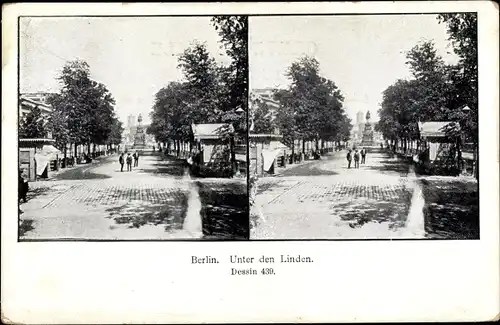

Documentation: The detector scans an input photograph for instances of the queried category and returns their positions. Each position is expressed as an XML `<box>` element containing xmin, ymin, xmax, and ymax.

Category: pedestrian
<box><xmin>18</xmin><ymin>170</ymin><xmax>28</xmax><ymax>203</ymax></box>
<box><xmin>126</xmin><ymin>153</ymin><xmax>133</xmax><ymax>171</ymax></box>
<box><xmin>346</xmin><ymin>149</ymin><xmax>352</xmax><ymax>169</ymax></box>
<box><xmin>354</xmin><ymin>149</ymin><xmax>360</xmax><ymax>168</ymax></box>
<box><xmin>119</xmin><ymin>153</ymin><xmax>125</xmax><ymax>172</ymax></box>
<box><xmin>133</xmin><ymin>151</ymin><xmax>139</xmax><ymax>167</ymax></box>
<box><xmin>361</xmin><ymin>148</ymin><xmax>367</xmax><ymax>164</ymax></box>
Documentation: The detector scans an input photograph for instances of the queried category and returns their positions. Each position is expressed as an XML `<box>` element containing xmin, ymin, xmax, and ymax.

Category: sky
<box><xmin>20</xmin><ymin>16</ymin><xmax>230</xmax><ymax>125</ymax></box>
<box><xmin>249</xmin><ymin>14</ymin><xmax>459</xmax><ymax>122</ymax></box>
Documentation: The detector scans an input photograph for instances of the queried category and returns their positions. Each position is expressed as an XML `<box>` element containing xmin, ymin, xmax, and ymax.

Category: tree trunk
<box><xmin>230</xmin><ymin>135</ymin><xmax>236</xmax><ymax>177</ymax></box>
<box><xmin>74</xmin><ymin>143</ymin><xmax>78</xmax><ymax>158</ymax></box>
<box><xmin>176</xmin><ymin>140</ymin><xmax>180</xmax><ymax>157</ymax></box>
<box><xmin>474</xmin><ymin>141</ymin><xmax>478</xmax><ymax>180</ymax></box>
<box><xmin>290</xmin><ymin>138</ymin><xmax>295</xmax><ymax>164</ymax></box>
<box><xmin>457</xmin><ymin>136</ymin><xmax>463</xmax><ymax>173</ymax></box>
<box><xmin>63</xmin><ymin>144</ymin><xmax>67</xmax><ymax>168</ymax></box>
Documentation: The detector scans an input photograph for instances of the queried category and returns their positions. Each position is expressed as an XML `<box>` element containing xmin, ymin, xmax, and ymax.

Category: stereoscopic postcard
<box><xmin>2</xmin><ymin>1</ymin><xmax>498</xmax><ymax>323</ymax></box>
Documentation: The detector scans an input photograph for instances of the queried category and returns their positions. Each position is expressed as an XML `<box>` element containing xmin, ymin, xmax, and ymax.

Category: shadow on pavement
<box><xmin>420</xmin><ymin>178</ymin><xmax>479</xmax><ymax>239</ymax></box>
<box><xmin>56</xmin><ymin>172</ymin><xmax>112</xmax><ymax>180</ymax></box>
<box><xmin>53</xmin><ymin>157</ymin><xmax>114</xmax><ymax>180</ymax></box>
<box><xmin>197</xmin><ymin>181</ymin><xmax>249</xmax><ymax>240</ymax></box>
<box><xmin>103</xmin><ymin>181</ymin><xmax>249</xmax><ymax>239</ymax></box>
<box><xmin>106</xmin><ymin>195</ymin><xmax>189</xmax><ymax>231</ymax></box>
<box><xmin>331</xmin><ymin>198</ymin><xmax>411</xmax><ymax>229</ymax></box>
<box><xmin>25</xmin><ymin>186</ymin><xmax>52</xmax><ymax>201</ymax></box>
<box><xmin>19</xmin><ymin>219</ymin><xmax>35</xmax><ymax>237</ymax></box>
<box><xmin>279</xmin><ymin>162</ymin><xmax>340</xmax><ymax>177</ymax></box>
<box><xmin>142</xmin><ymin>160</ymin><xmax>188</xmax><ymax>177</ymax></box>
<box><xmin>364</xmin><ymin>158</ymin><xmax>411</xmax><ymax>176</ymax></box>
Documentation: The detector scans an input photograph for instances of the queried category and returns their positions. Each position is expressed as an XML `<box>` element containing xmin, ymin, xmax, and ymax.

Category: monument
<box><xmin>133</xmin><ymin>113</ymin><xmax>147</xmax><ymax>149</ymax></box>
<box><xmin>360</xmin><ymin>110</ymin><xmax>374</xmax><ymax>146</ymax></box>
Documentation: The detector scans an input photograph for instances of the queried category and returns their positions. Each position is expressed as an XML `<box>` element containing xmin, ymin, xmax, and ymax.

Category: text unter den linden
<box><xmin>191</xmin><ymin>254</ymin><xmax>314</xmax><ymax>275</ymax></box>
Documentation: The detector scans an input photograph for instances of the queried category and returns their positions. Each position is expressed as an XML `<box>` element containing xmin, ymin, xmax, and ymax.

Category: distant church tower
<box><xmin>356</xmin><ymin>111</ymin><xmax>365</xmax><ymax>139</ymax></box>
<box><xmin>127</xmin><ymin>115</ymin><xmax>136</xmax><ymax>128</ymax></box>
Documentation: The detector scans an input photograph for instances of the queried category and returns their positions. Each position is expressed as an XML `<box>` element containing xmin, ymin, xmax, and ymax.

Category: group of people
<box><xmin>119</xmin><ymin>151</ymin><xmax>140</xmax><ymax>172</ymax></box>
<box><xmin>346</xmin><ymin>148</ymin><xmax>367</xmax><ymax>169</ymax></box>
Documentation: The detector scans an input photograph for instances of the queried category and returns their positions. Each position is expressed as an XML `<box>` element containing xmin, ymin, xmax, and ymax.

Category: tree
<box><xmin>148</xmin><ymin>82</ymin><xmax>192</xmax><ymax>155</ymax></box>
<box><xmin>438</xmin><ymin>13</ymin><xmax>478</xmax><ymax>178</ymax></box>
<box><xmin>211</xmin><ymin>16</ymin><xmax>248</xmax><ymax>125</ymax></box>
<box><xmin>212</xmin><ymin>16</ymin><xmax>248</xmax><ymax>176</ymax></box>
<box><xmin>437</xmin><ymin>13</ymin><xmax>477</xmax><ymax>140</ymax></box>
<box><xmin>378</xmin><ymin>41</ymin><xmax>462</xmax><ymax>148</ymax></box>
<box><xmin>335</xmin><ymin>113</ymin><xmax>353</xmax><ymax>144</ymax></box>
<box><xmin>249</xmin><ymin>94</ymin><xmax>276</xmax><ymax>134</ymax></box>
<box><xmin>178</xmin><ymin>42</ymin><xmax>222</xmax><ymax>123</ymax></box>
<box><xmin>148</xmin><ymin>17</ymin><xmax>248</xmax><ymax>176</ymax></box>
<box><xmin>46</xmin><ymin>103</ymin><xmax>70</xmax><ymax>161</ymax></box>
<box><xmin>377</xmin><ymin>79</ymin><xmax>421</xmax><ymax>146</ymax></box>
<box><xmin>51</xmin><ymin>59</ymin><xmax>117</xmax><ymax>157</ymax></box>
<box><xmin>19</xmin><ymin>105</ymin><xmax>46</xmax><ymax>138</ymax></box>
<box><xmin>87</xmin><ymin>81</ymin><xmax>116</xmax><ymax>151</ymax></box>
<box><xmin>275</xmin><ymin>56</ymin><xmax>348</xmax><ymax>154</ymax></box>
<box><xmin>107</xmin><ymin>116</ymin><xmax>124</xmax><ymax>148</ymax></box>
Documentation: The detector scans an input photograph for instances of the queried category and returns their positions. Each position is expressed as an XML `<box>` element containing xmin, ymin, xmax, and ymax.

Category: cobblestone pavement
<box><xmin>19</xmin><ymin>152</ymin><xmax>247</xmax><ymax>240</ymax></box>
<box><xmin>251</xmin><ymin>149</ymin><xmax>424</xmax><ymax>239</ymax></box>
<box><xmin>419</xmin><ymin>176</ymin><xmax>478</xmax><ymax>239</ymax></box>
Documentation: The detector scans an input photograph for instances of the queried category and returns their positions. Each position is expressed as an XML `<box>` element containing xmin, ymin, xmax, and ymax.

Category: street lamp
<box><xmin>461</xmin><ymin>105</ymin><xmax>477</xmax><ymax>179</ymax></box>
<box><xmin>231</xmin><ymin>107</ymin><xmax>245</xmax><ymax>177</ymax></box>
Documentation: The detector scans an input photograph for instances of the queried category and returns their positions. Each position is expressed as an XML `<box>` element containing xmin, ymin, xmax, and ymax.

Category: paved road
<box><xmin>251</xmin><ymin>148</ymin><xmax>479</xmax><ymax>239</ymax></box>
<box><xmin>251</xmin><ymin>148</ymin><xmax>425</xmax><ymax>239</ymax></box>
<box><xmin>19</xmin><ymin>152</ymin><xmax>247</xmax><ymax>240</ymax></box>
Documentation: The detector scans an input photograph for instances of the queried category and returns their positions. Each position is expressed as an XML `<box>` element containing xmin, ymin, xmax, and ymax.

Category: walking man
<box><xmin>119</xmin><ymin>153</ymin><xmax>125</xmax><ymax>172</ymax></box>
<box><xmin>354</xmin><ymin>149</ymin><xmax>360</xmax><ymax>168</ymax></box>
<box><xmin>19</xmin><ymin>170</ymin><xmax>28</xmax><ymax>203</ymax></box>
<box><xmin>347</xmin><ymin>149</ymin><xmax>353</xmax><ymax>169</ymax></box>
<box><xmin>361</xmin><ymin>148</ymin><xmax>367</xmax><ymax>164</ymax></box>
<box><xmin>133</xmin><ymin>151</ymin><xmax>139</xmax><ymax>167</ymax></box>
<box><xmin>126</xmin><ymin>153</ymin><xmax>133</xmax><ymax>171</ymax></box>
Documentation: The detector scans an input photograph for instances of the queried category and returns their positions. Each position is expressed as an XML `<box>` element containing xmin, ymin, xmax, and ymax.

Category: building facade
<box><xmin>250</xmin><ymin>88</ymin><xmax>281</xmax><ymax>135</ymax></box>
<box><xmin>19</xmin><ymin>92</ymin><xmax>54</xmax><ymax>119</ymax></box>
<box><xmin>19</xmin><ymin>93</ymin><xmax>55</xmax><ymax>139</ymax></box>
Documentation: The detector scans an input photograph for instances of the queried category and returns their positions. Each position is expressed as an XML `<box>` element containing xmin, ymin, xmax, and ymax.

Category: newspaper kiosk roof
<box><xmin>418</xmin><ymin>121</ymin><xmax>460</xmax><ymax>138</ymax></box>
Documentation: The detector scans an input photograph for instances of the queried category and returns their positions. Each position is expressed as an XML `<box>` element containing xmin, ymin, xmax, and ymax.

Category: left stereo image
<box><xmin>17</xmin><ymin>16</ymin><xmax>250</xmax><ymax>241</ymax></box>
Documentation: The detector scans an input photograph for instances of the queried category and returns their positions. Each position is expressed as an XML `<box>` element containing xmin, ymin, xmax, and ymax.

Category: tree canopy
<box><xmin>377</xmin><ymin>13</ymin><xmax>478</xmax><ymax>144</ymax></box>
<box><xmin>19</xmin><ymin>105</ymin><xmax>46</xmax><ymax>139</ymax></box>
<box><xmin>47</xmin><ymin>59</ymin><xmax>122</xmax><ymax>153</ymax></box>
<box><xmin>262</xmin><ymin>56</ymin><xmax>351</xmax><ymax>150</ymax></box>
<box><xmin>148</xmin><ymin>16</ymin><xmax>248</xmax><ymax>145</ymax></box>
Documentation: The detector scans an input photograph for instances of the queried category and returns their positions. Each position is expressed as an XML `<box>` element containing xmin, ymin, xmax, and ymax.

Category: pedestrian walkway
<box><xmin>20</xmin><ymin>152</ymin><xmax>247</xmax><ymax>240</ymax></box>
<box><xmin>251</xmin><ymin>148</ymin><xmax>422</xmax><ymax>239</ymax></box>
